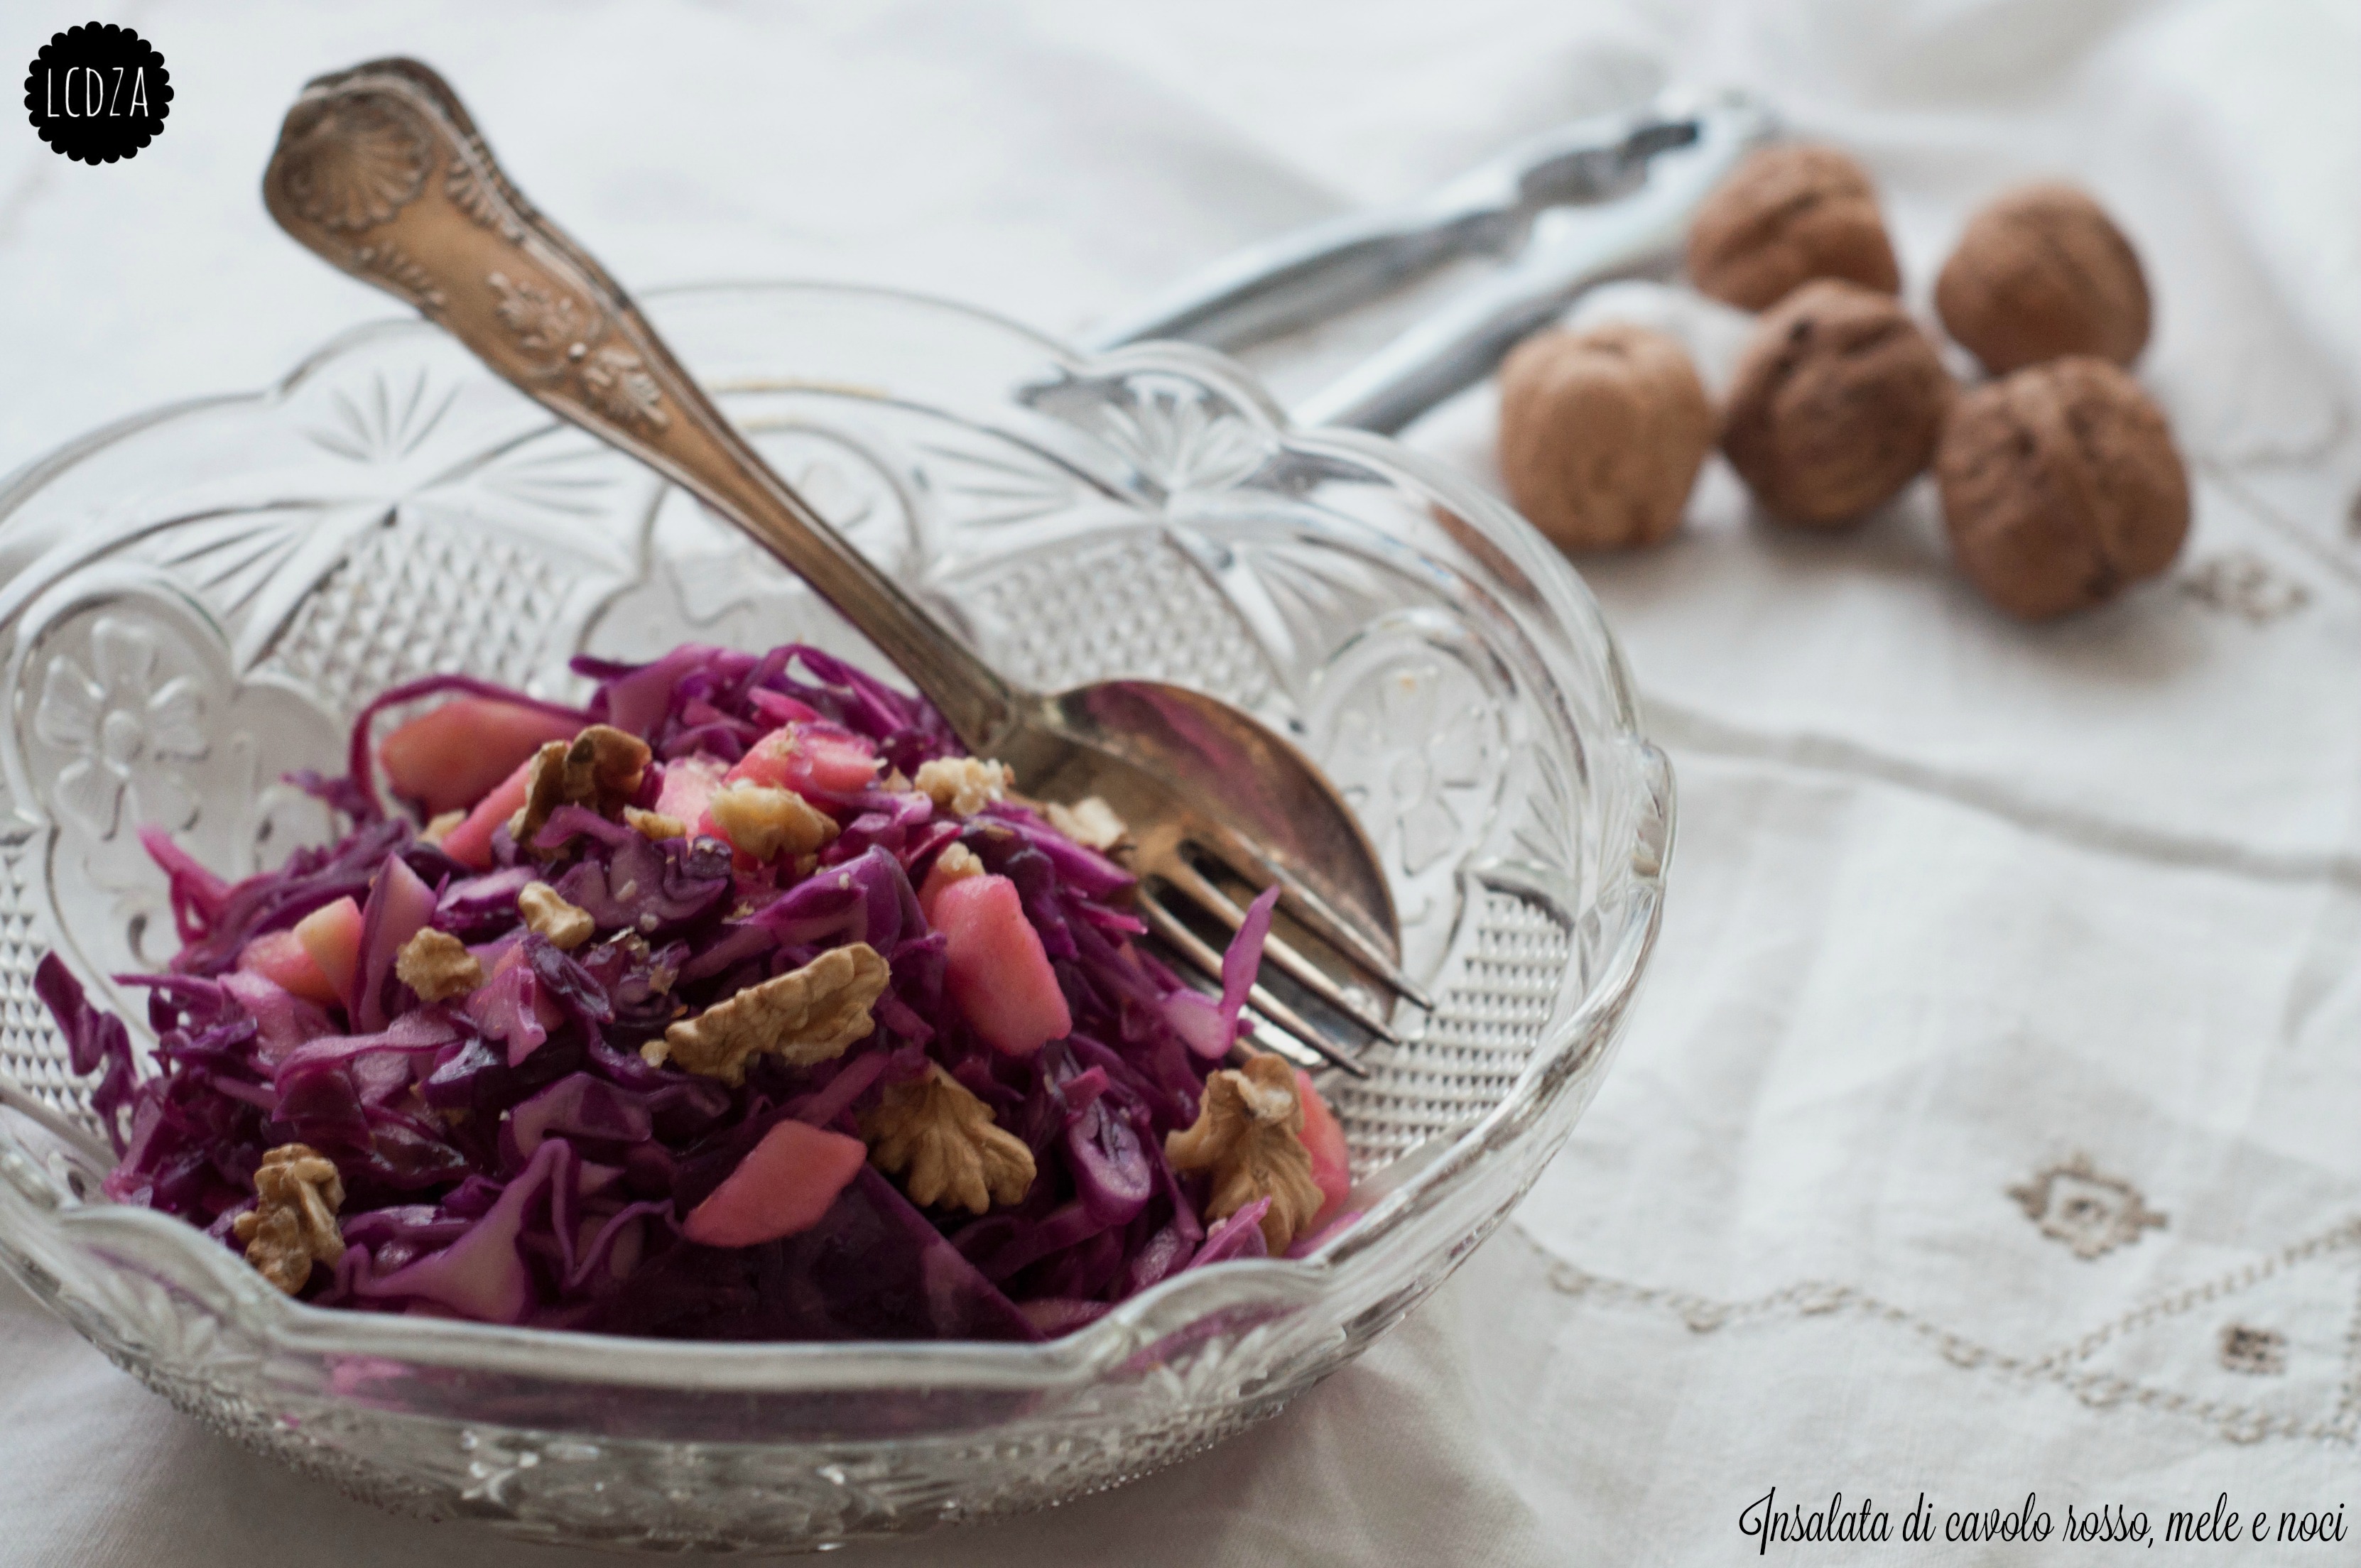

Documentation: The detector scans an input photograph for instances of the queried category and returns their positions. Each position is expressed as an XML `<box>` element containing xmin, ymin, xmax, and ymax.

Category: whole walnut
<box><xmin>1936</xmin><ymin>356</ymin><xmax>2188</xmax><ymax>619</ymax></box>
<box><xmin>1686</xmin><ymin>143</ymin><xmax>1901</xmax><ymax>311</ymax></box>
<box><xmin>1497</xmin><ymin>323</ymin><xmax>1714</xmax><ymax>551</ymax></box>
<box><xmin>1935</xmin><ymin>183</ymin><xmax>2150</xmax><ymax>374</ymax></box>
<box><xmin>1720</xmin><ymin>280</ymin><xmax>1952</xmax><ymax>528</ymax></box>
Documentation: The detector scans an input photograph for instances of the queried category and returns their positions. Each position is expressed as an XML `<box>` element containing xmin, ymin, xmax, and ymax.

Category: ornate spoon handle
<box><xmin>264</xmin><ymin>58</ymin><xmax>1022</xmax><ymax>748</ymax></box>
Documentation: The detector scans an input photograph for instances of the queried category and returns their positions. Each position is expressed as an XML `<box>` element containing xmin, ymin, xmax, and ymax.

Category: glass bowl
<box><xmin>0</xmin><ymin>284</ymin><xmax>1668</xmax><ymax>1552</ymax></box>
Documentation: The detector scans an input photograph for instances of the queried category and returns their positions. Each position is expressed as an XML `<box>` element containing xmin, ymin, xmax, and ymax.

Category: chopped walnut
<box><xmin>394</xmin><ymin>927</ymin><xmax>484</xmax><ymax>1001</ymax></box>
<box><xmin>510</xmin><ymin>741</ymin><xmax>566</xmax><ymax>847</ymax></box>
<box><xmin>931</xmin><ymin>842</ymin><xmax>984</xmax><ymax>884</ymax></box>
<box><xmin>1046</xmin><ymin>795</ymin><xmax>1127</xmax><ymax>851</ymax></box>
<box><xmin>232</xmin><ymin>1143</ymin><xmax>346</xmax><ymax>1294</ymax></box>
<box><xmin>706</xmin><ymin>780</ymin><xmax>838</xmax><ymax>861</ymax></box>
<box><xmin>419</xmin><ymin>809</ymin><xmax>465</xmax><ymax>847</ymax></box>
<box><xmin>645</xmin><ymin>942</ymin><xmax>889</xmax><ymax>1084</ymax></box>
<box><xmin>914</xmin><ymin>756</ymin><xmax>1011</xmax><ymax>817</ymax></box>
<box><xmin>881</xmin><ymin>768</ymin><xmax>913</xmax><ymax>793</ymax></box>
<box><xmin>511</xmin><ymin>724</ymin><xmax>652</xmax><ymax>848</ymax></box>
<box><xmin>1165</xmin><ymin>1053</ymin><xmax>1324</xmax><ymax>1252</ymax></box>
<box><xmin>862</xmin><ymin>1062</ymin><xmax>1036</xmax><ymax>1214</ymax></box>
<box><xmin>624</xmin><ymin>806</ymin><xmax>685</xmax><ymax>840</ymax></box>
<box><xmin>567</xmin><ymin>724</ymin><xmax>652</xmax><ymax>811</ymax></box>
<box><xmin>519</xmin><ymin>881</ymin><xmax>595</xmax><ymax>949</ymax></box>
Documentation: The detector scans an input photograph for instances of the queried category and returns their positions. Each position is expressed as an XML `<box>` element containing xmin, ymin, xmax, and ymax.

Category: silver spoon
<box><xmin>263</xmin><ymin>59</ymin><xmax>1421</xmax><ymax>1074</ymax></box>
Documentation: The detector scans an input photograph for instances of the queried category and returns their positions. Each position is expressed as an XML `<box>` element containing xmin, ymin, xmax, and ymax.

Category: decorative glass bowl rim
<box><xmin>1</xmin><ymin>280</ymin><xmax>1671</xmax><ymax>1393</ymax></box>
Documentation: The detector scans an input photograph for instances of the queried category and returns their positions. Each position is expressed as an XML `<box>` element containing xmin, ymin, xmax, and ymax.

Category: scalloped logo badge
<box><xmin>23</xmin><ymin>23</ymin><xmax>170</xmax><ymax>165</ymax></box>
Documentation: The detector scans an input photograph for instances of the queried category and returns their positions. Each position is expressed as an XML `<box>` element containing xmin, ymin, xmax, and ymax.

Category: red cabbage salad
<box><xmin>37</xmin><ymin>643</ymin><xmax>1357</xmax><ymax>1341</ymax></box>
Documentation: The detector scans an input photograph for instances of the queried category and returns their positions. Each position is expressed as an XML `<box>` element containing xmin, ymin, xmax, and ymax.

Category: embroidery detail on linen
<box><xmin>1521</xmin><ymin>1215</ymin><xmax>2361</xmax><ymax>1448</ymax></box>
<box><xmin>2219</xmin><ymin>1324</ymin><xmax>2287</xmax><ymax>1376</ymax></box>
<box><xmin>2178</xmin><ymin>551</ymin><xmax>2311</xmax><ymax>623</ymax></box>
<box><xmin>2008</xmin><ymin>1155</ymin><xmax>2167</xmax><ymax>1261</ymax></box>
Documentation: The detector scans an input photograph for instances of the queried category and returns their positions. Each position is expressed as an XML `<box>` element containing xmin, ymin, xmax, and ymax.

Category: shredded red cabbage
<box><xmin>39</xmin><ymin>643</ymin><xmax>1320</xmax><ymax>1341</ymax></box>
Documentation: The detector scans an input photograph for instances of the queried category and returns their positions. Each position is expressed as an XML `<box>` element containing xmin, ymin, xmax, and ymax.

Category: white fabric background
<box><xmin>3</xmin><ymin>1</ymin><xmax>2358</xmax><ymax>1562</ymax></box>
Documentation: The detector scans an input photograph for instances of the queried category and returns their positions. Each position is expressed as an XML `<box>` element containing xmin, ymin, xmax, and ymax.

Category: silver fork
<box><xmin>264</xmin><ymin>59</ymin><xmax>1418</xmax><ymax>1078</ymax></box>
<box><xmin>1102</xmin><ymin>92</ymin><xmax>1771</xmax><ymax>1060</ymax></box>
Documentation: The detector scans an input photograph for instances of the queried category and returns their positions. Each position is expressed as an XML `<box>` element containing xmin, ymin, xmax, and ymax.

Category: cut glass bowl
<box><xmin>0</xmin><ymin>283</ymin><xmax>1668</xmax><ymax>1552</ymax></box>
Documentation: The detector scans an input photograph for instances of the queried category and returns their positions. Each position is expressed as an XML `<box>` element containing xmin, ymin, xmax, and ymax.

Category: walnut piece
<box><xmin>519</xmin><ymin>881</ymin><xmax>595</xmax><ymax>950</ymax></box>
<box><xmin>914</xmin><ymin>756</ymin><xmax>1009</xmax><ymax>817</ymax></box>
<box><xmin>1044</xmin><ymin>796</ymin><xmax>1128</xmax><ymax>851</ymax></box>
<box><xmin>232</xmin><ymin>1143</ymin><xmax>346</xmax><ymax>1295</ymax></box>
<box><xmin>1936</xmin><ymin>356</ymin><xmax>2188</xmax><ymax>619</ymax></box>
<box><xmin>1497</xmin><ymin>323</ymin><xmax>1715</xmax><ymax>551</ymax></box>
<box><xmin>1686</xmin><ymin>143</ymin><xmax>1901</xmax><ymax>311</ymax></box>
<box><xmin>566</xmin><ymin>724</ymin><xmax>652</xmax><ymax>811</ymax></box>
<box><xmin>1936</xmin><ymin>183</ymin><xmax>2149</xmax><ymax>375</ymax></box>
<box><xmin>705</xmin><ymin>780</ymin><xmax>837</xmax><ymax>861</ymax></box>
<box><xmin>419</xmin><ymin>809</ymin><xmax>465</xmax><ymax>847</ymax></box>
<box><xmin>624</xmin><ymin>806</ymin><xmax>685</xmax><ymax>840</ymax></box>
<box><xmin>930</xmin><ymin>842</ymin><xmax>984</xmax><ymax>884</ymax></box>
<box><xmin>394</xmin><ymin>927</ymin><xmax>484</xmax><ymax>1001</ymax></box>
<box><xmin>1164</xmin><ymin>1053</ymin><xmax>1325</xmax><ymax>1253</ymax></box>
<box><xmin>646</xmin><ymin>942</ymin><xmax>890</xmax><ymax>1084</ymax></box>
<box><xmin>512</xmin><ymin>724</ymin><xmax>652</xmax><ymax>849</ymax></box>
<box><xmin>511</xmin><ymin>741</ymin><xmax>567</xmax><ymax>845</ymax></box>
<box><xmin>1720</xmin><ymin>279</ymin><xmax>1953</xmax><ymax>528</ymax></box>
<box><xmin>862</xmin><ymin>1062</ymin><xmax>1036</xmax><ymax>1214</ymax></box>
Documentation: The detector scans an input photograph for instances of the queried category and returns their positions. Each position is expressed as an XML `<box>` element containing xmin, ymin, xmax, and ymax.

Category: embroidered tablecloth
<box><xmin>1</xmin><ymin>1</ymin><xmax>2356</xmax><ymax>1561</ymax></box>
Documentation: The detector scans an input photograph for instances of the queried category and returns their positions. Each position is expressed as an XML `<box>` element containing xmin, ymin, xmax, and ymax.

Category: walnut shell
<box><xmin>1935</xmin><ymin>183</ymin><xmax>2150</xmax><ymax>374</ymax></box>
<box><xmin>1497</xmin><ymin>324</ymin><xmax>1713</xmax><ymax>551</ymax></box>
<box><xmin>1936</xmin><ymin>356</ymin><xmax>2188</xmax><ymax>619</ymax></box>
<box><xmin>1719</xmin><ymin>280</ymin><xmax>1951</xmax><ymax>528</ymax></box>
<box><xmin>1686</xmin><ymin>144</ymin><xmax>1901</xmax><ymax>311</ymax></box>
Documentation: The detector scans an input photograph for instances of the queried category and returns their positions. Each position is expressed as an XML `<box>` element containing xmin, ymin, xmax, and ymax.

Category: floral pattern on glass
<box><xmin>33</xmin><ymin>619</ymin><xmax>207</xmax><ymax>840</ymax></box>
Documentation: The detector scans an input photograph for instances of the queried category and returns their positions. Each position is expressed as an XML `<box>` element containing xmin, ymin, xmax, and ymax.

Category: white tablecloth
<box><xmin>4</xmin><ymin>1</ymin><xmax>2359</xmax><ymax>1562</ymax></box>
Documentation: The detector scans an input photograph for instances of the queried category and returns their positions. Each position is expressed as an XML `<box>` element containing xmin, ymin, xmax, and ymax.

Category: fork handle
<box><xmin>263</xmin><ymin>59</ymin><xmax>1025</xmax><ymax>752</ymax></box>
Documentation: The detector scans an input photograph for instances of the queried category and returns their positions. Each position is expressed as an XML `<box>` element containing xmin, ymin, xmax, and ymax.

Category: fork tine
<box><xmin>1236</xmin><ymin>984</ymin><xmax>1369</xmax><ymax>1078</ymax></box>
<box><xmin>1137</xmin><ymin>896</ymin><xmax>1371</xmax><ymax>1078</ymax></box>
<box><xmin>1167</xmin><ymin>844</ymin><xmax>1435</xmax><ymax>1011</ymax></box>
<box><xmin>1154</xmin><ymin>864</ymin><xmax>1406</xmax><ymax>1044</ymax></box>
<box><xmin>1240</xmin><ymin>1018</ymin><xmax>1342</xmax><ymax>1075</ymax></box>
<box><xmin>1266</xmin><ymin>873</ymin><xmax>1435</xmax><ymax>1010</ymax></box>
